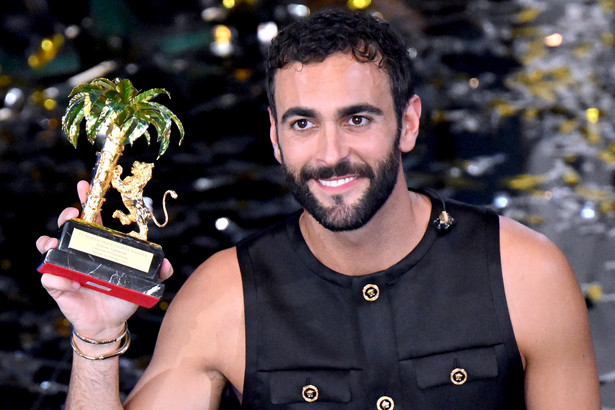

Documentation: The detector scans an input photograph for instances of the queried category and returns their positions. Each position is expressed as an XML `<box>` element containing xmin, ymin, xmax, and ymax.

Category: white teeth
<box><xmin>319</xmin><ymin>177</ymin><xmax>356</xmax><ymax>187</ymax></box>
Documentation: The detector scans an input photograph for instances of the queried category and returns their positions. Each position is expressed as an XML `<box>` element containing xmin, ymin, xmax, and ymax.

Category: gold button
<box><xmin>377</xmin><ymin>395</ymin><xmax>395</xmax><ymax>409</ymax></box>
<box><xmin>302</xmin><ymin>384</ymin><xmax>319</xmax><ymax>402</ymax></box>
<box><xmin>363</xmin><ymin>284</ymin><xmax>380</xmax><ymax>301</ymax></box>
<box><xmin>450</xmin><ymin>368</ymin><xmax>468</xmax><ymax>385</ymax></box>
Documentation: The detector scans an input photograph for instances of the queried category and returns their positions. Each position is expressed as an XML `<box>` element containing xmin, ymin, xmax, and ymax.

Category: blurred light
<box><xmin>544</xmin><ymin>33</ymin><xmax>563</xmax><ymax>47</ymax></box>
<box><xmin>211</xmin><ymin>25</ymin><xmax>233</xmax><ymax>57</ymax></box>
<box><xmin>214</xmin><ymin>25</ymin><xmax>232</xmax><ymax>43</ymax></box>
<box><xmin>68</xmin><ymin>61</ymin><xmax>117</xmax><ymax>87</ymax></box>
<box><xmin>201</xmin><ymin>7</ymin><xmax>227</xmax><ymax>21</ymax></box>
<box><xmin>287</xmin><ymin>4</ymin><xmax>310</xmax><ymax>17</ymax></box>
<box><xmin>215</xmin><ymin>217</ymin><xmax>230</xmax><ymax>231</ymax></box>
<box><xmin>0</xmin><ymin>75</ymin><xmax>11</xmax><ymax>87</ymax></box>
<box><xmin>234</xmin><ymin>68</ymin><xmax>253</xmax><ymax>82</ymax></box>
<box><xmin>30</xmin><ymin>90</ymin><xmax>45</xmax><ymax>105</ymax></box>
<box><xmin>407</xmin><ymin>48</ymin><xmax>418</xmax><ymax>59</ymax></box>
<box><xmin>211</xmin><ymin>40</ymin><xmax>232</xmax><ymax>56</ymax></box>
<box><xmin>466</xmin><ymin>153</ymin><xmax>506</xmax><ymax>176</ymax></box>
<box><xmin>581</xmin><ymin>202</ymin><xmax>596</xmax><ymax>220</ymax></box>
<box><xmin>469</xmin><ymin>78</ymin><xmax>479</xmax><ymax>88</ymax></box>
<box><xmin>4</xmin><ymin>88</ymin><xmax>24</xmax><ymax>109</ymax></box>
<box><xmin>347</xmin><ymin>0</ymin><xmax>371</xmax><ymax>10</ymax></box>
<box><xmin>493</xmin><ymin>193</ymin><xmax>510</xmax><ymax>209</ymax></box>
<box><xmin>194</xmin><ymin>177</ymin><xmax>215</xmax><ymax>191</ymax></box>
<box><xmin>44</xmin><ymin>87</ymin><xmax>59</xmax><ymax>99</ymax></box>
<box><xmin>0</xmin><ymin>108</ymin><xmax>12</xmax><ymax>121</ymax></box>
<box><xmin>28</xmin><ymin>34</ymin><xmax>64</xmax><ymax>69</ymax></box>
<box><xmin>586</xmin><ymin>107</ymin><xmax>599</xmax><ymax>124</ymax></box>
<box><xmin>449</xmin><ymin>167</ymin><xmax>462</xmax><ymax>178</ymax></box>
<box><xmin>585</xmin><ymin>283</ymin><xmax>603</xmax><ymax>302</ymax></box>
<box><xmin>126</xmin><ymin>63</ymin><xmax>139</xmax><ymax>75</ymax></box>
<box><xmin>172</xmin><ymin>59</ymin><xmax>188</xmax><ymax>72</ymax></box>
<box><xmin>43</xmin><ymin>99</ymin><xmax>57</xmax><ymax>110</ymax></box>
<box><xmin>562</xmin><ymin>170</ymin><xmax>580</xmax><ymax>186</ymax></box>
<box><xmin>65</xmin><ymin>25</ymin><xmax>80</xmax><ymax>39</ymax></box>
<box><xmin>257</xmin><ymin>22</ymin><xmax>278</xmax><ymax>44</ymax></box>
<box><xmin>41</xmin><ymin>39</ymin><xmax>54</xmax><ymax>51</ymax></box>
<box><xmin>223</xmin><ymin>0</ymin><xmax>235</xmax><ymax>9</ymax></box>
<box><xmin>28</xmin><ymin>55</ymin><xmax>41</xmax><ymax>68</ymax></box>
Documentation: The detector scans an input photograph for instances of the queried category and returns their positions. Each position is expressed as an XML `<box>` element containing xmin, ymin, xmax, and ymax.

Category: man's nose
<box><xmin>315</xmin><ymin>125</ymin><xmax>350</xmax><ymax>166</ymax></box>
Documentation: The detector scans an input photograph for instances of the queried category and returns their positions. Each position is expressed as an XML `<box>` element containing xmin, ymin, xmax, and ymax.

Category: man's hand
<box><xmin>36</xmin><ymin>180</ymin><xmax>174</xmax><ymax>340</ymax></box>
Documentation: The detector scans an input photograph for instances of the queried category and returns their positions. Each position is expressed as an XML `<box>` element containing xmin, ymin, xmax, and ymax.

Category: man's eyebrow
<box><xmin>280</xmin><ymin>107</ymin><xmax>317</xmax><ymax>123</ymax></box>
<box><xmin>337</xmin><ymin>104</ymin><xmax>384</xmax><ymax>118</ymax></box>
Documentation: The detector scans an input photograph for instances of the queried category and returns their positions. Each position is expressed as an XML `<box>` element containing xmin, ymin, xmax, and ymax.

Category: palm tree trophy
<box><xmin>38</xmin><ymin>78</ymin><xmax>184</xmax><ymax>308</ymax></box>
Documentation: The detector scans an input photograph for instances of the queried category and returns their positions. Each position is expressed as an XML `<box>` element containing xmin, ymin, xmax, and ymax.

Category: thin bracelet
<box><xmin>71</xmin><ymin>329</ymin><xmax>131</xmax><ymax>360</ymax></box>
<box><xmin>73</xmin><ymin>322</ymin><xmax>128</xmax><ymax>345</ymax></box>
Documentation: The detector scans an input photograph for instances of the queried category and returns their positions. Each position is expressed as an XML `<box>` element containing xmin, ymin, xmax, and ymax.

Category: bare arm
<box><xmin>500</xmin><ymin>217</ymin><xmax>600</xmax><ymax>408</ymax></box>
<box><xmin>66</xmin><ymin>342</ymin><xmax>123</xmax><ymax>409</ymax></box>
<box><xmin>124</xmin><ymin>248</ymin><xmax>245</xmax><ymax>409</ymax></box>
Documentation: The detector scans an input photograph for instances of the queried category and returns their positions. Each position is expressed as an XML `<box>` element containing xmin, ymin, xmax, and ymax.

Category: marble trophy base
<box><xmin>38</xmin><ymin>219</ymin><xmax>165</xmax><ymax>308</ymax></box>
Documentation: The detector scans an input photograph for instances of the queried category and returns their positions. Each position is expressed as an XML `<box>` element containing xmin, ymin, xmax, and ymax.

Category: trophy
<box><xmin>38</xmin><ymin>78</ymin><xmax>184</xmax><ymax>308</ymax></box>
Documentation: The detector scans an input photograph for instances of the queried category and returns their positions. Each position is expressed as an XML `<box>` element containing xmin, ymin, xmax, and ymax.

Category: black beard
<box><xmin>282</xmin><ymin>146</ymin><xmax>400</xmax><ymax>231</ymax></box>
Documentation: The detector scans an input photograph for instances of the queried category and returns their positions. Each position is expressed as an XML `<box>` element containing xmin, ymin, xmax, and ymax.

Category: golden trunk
<box><xmin>81</xmin><ymin>126</ymin><xmax>125</xmax><ymax>222</ymax></box>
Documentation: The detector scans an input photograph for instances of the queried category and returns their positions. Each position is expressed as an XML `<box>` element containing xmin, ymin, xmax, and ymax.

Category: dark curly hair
<box><xmin>266</xmin><ymin>8</ymin><xmax>415</xmax><ymax>126</ymax></box>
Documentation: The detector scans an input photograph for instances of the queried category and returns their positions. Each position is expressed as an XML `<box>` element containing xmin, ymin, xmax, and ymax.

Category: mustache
<box><xmin>298</xmin><ymin>161</ymin><xmax>375</xmax><ymax>183</ymax></box>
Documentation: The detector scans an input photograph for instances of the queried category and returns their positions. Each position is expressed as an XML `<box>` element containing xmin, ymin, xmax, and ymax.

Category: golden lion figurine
<box><xmin>111</xmin><ymin>161</ymin><xmax>177</xmax><ymax>241</ymax></box>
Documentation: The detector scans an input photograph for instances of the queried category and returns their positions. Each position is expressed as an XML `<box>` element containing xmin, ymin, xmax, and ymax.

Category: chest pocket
<box><xmin>412</xmin><ymin>345</ymin><xmax>499</xmax><ymax>388</ymax></box>
<box><xmin>400</xmin><ymin>345</ymin><xmax>504</xmax><ymax>409</ymax></box>
<box><xmin>265</xmin><ymin>369</ymin><xmax>352</xmax><ymax>405</ymax></box>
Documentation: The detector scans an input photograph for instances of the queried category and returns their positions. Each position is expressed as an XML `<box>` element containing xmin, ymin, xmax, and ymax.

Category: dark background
<box><xmin>1</xmin><ymin>0</ymin><xmax>614</xmax><ymax>407</ymax></box>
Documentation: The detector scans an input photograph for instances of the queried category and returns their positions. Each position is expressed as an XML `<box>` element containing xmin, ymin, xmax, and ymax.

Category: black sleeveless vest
<box><xmin>237</xmin><ymin>193</ymin><xmax>525</xmax><ymax>409</ymax></box>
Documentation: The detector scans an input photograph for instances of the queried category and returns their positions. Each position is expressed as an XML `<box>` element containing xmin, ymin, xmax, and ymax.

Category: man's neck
<box><xmin>299</xmin><ymin>184</ymin><xmax>431</xmax><ymax>276</ymax></box>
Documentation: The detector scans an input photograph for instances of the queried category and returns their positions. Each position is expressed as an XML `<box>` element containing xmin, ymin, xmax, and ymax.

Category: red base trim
<box><xmin>39</xmin><ymin>263</ymin><xmax>160</xmax><ymax>308</ymax></box>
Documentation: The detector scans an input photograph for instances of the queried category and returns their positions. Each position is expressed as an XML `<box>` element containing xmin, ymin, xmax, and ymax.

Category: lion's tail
<box><xmin>151</xmin><ymin>190</ymin><xmax>178</xmax><ymax>228</ymax></box>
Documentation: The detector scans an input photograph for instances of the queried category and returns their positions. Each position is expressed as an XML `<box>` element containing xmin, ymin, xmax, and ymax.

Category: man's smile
<box><xmin>317</xmin><ymin>176</ymin><xmax>358</xmax><ymax>188</ymax></box>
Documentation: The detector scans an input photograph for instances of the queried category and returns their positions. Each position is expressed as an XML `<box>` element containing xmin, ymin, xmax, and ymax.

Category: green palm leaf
<box><xmin>62</xmin><ymin>77</ymin><xmax>184</xmax><ymax>156</ymax></box>
<box><xmin>115</xmin><ymin>78</ymin><xmax>136</xmax><ymax>103</ymax></box>
<box><xmin>126</xmin><ymin>121</ymin><xmax>151</xmax><ymax>145</ymax></box>
<box><xmin>62</xmin><ymin>99</ymin><xmax>86</xmax><ymax>147</ymax></box>
<box><xmin>135</xmin><ymin>88</ymin><xmax>170</xmax><ymax>103</ymax></box>
<box><xmin>148</xmin><ymin>101</ymin><xmax>185</xmax><ymax>155</ymax></box>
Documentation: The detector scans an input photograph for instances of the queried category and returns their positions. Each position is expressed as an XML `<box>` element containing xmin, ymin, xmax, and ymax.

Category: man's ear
<box><xmin>399</xmin><ymin>95</ymin><xmax>422</xmax><ymax>153</ymax></box>
<box><xmin>268</xmin><ymin>107</ymin><xmax>282</xmax><ymax>164</ymax></box>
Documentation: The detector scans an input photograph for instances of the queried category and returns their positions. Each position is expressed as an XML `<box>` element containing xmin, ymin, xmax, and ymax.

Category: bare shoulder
<box><xmin>125</xmin><ymin>247</ymin><xmax>245</xmax><ymax>408</ymax></box>
<box><xmin>499</xmin><ymin>215</ymin><xmax>583</xmax><ymax>348</ymax></box>
<box><xmin>498</xmin><ymin>216</ymin><xmax>600</xmax><ymax>407</ymax></box>
<box><xmin>499</xmin><ymin>215</ymin><xmax>566</xmax><ymax>264</ymax></box>
<box><xmin>173</xmin><ymin>246</ymin><xmax>243</xmax><ymax>306</ymax></box>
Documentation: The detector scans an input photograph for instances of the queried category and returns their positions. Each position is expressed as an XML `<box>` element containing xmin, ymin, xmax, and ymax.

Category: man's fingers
<box><xmin>41</xmin><ymin>273</ymin><xmax>81</xmax><ymax>293</ymax></box>
<box><xmin>36</xmin><ymin>236</ymin><xmax>58</xmax><ymax>254</ymax></box>
<box><xmin>58</xmin><ymin>207</ymin><xmax>80</xmax><ymax>227</ymax></box>
<box><xmin>159</xmin><ymin>258</ymin><xmax>174</xmax><ymax>281</ymax></box>
<box><xmin>77</xmin><ymin>180</ymin><xmax>90</xmax><ymax>205</ymax></box>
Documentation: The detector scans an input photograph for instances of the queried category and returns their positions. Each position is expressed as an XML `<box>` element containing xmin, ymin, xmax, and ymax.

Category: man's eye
<box><xmin>291</xmin><ymin>119</ymin><xmax>314</xmax><ymax>130</ymax></box>
<box><xmin>348</xmin><ymin>116</ymin><xmax>368</xmax><ymax>126</ymax></box>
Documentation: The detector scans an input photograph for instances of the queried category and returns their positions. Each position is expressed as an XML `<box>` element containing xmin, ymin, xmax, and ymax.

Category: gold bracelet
<box><xmin>71</xmin><ymin>329</ymin><xmax>131</xmax><ymax>360</ymax></box>
<box><xmin>73</xmin><ymin>322</ymin><xmax>128</xmax><ymax>345</ymax></box>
